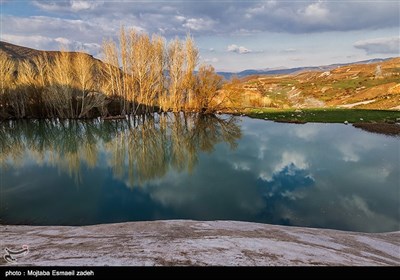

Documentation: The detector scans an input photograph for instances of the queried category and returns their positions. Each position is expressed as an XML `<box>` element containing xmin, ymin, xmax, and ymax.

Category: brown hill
<box><xmin>0</xmin><ymin>40</ymin><xmax>104</xmax><ymax>67</ymax></box>
<box><xmin>0</xmin><ymin>40</ymin><xmax>56</xmax><ymax>60</ymax></box>
<box><xmin>0</xmin><ymin>40</ymin><xmax>116</xmax><ymax>119</ymax></box>
<box><xmin>222</xmin><ymin>57</ymin><xmax>400</xmax><ymax>110</ymax></box>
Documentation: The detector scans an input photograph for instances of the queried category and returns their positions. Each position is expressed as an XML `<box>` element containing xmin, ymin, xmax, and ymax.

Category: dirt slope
<box><xmin>225</xmin><ymin>57</ymin><xmax>400</xmax><ymax>110</ymax></box>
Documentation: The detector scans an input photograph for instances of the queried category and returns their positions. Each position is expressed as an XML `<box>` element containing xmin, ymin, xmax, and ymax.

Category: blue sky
<box><xmin>1</xmin><ymin>0</ymin><xmax>399</xmax><ymax>71</ymax></box>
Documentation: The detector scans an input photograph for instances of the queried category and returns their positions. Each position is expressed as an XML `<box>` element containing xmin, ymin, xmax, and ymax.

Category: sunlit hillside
<box><xmin>222</xmin><ymin>57</ymin><xmax>400</xmax><ymax>110</ymax></box>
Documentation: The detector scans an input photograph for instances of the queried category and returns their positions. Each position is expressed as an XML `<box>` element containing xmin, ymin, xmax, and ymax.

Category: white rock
<box><xmin>1</xmin><ymin>221</ymin><xmax>398</xmax><ymax>266</ymax></box>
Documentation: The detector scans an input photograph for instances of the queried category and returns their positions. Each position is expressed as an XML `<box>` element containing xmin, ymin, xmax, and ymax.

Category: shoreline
<box><xmin>1</xmin><ymin>220</ymin><xmax>399</xmax><ymax>266</ymax></box>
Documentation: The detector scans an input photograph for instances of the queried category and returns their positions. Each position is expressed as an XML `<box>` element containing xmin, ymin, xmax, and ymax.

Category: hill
<box><xmin>0</xmin><ymin>40</ymin><xmax>104</xmax><ymax>68</ymax></box>
<box><xmin>0</xmin><ymin>37</ymin><xmax>228</xmax><ymax>119</ymax></box>
<box><xmin>221</xmin><ymin>57</ymin><xmax>400</xmax><ymax>110</ymax></box>
<box><xmin>217</xmin><ymin>58</ymin><xmax>392</xmax><ymax>80</ymax></box>
<box><xmin>2</xmin><ymin>40</ymin><xmax>399</xmax><ymax>114</ymax></box>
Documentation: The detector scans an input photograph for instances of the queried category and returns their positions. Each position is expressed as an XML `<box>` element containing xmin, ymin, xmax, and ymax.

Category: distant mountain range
<box><xmin>217</xmin><ymin>58</ymin><xmax>393</xmax><ymax>80</ymax></box>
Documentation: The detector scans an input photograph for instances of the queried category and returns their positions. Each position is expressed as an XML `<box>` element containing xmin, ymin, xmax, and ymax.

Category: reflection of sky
<box><xmin>1</xmin><ymin>118</ymin><xmax>399</xmax><ymax>233</ymax></box>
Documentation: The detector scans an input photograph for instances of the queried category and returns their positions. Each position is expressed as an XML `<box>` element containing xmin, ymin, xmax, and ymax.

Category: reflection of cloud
<box><xmin>258</xmin><ymin>163</ymin><xmax>314</xmax><ymax>200</ymax></box>
<box><xmin>257</xmin><ymin>144</ymin><xmax>268</xmax><ymax>160</ymax></box>
<box><xmin>338</xmin><ymin>143</ymin><xmax>359</xmax><ymax>162</ymax></box>
<box><xmin>275</xmin><ymin>152</ymin><xmax>309</xmax><ymax>174</ymax></box>
<box><xmin>293</xmin><ymin>125</ymin><xmax>318</xmax><ymax>141</ymax></box>
<box><xmin>232</xmin><ymin>162</ymin><xmax>251</xmax><ymax>171</ymax></box>
<box><xmin>281</xmin><ymin>190</ymin><xmax>306</xmax><ymax>201</ymax></box>
<box><xmin>342</xmin><ymin>195</ymin><xmax>374</xmax><ymax>218</ymax></box>
<box><xmin>148</xmin><ymin>158</ymin><xmax>266</xmax><ymax>217</ymax></box>
<box><xmin>148</xmin><ymin>172</ymin><xmax>197</xmax><ymax>207</ymax></box>
<box><xmin>258</xmin><ymin>151</ymin><xmax>308</xmax><ymax>181</ymax></box>
<box><xmin>258</xmin><ymin>151</ymin><xmax>309</xmax><ymax>182</ymax></box>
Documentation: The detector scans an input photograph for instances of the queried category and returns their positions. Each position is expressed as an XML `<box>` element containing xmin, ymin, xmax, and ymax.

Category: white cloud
<box><xmin>27</xmin><ymin>1</ymin><xmax>399</xmax><ymax>36</ymax></box>
<box><xmin>183</xmin><ymin>18</ymin><xmax>216</xmax><ymax>31</ymax></box>
<box><xmin>1</xmin><ymin>34</ymin><xmax>54</xmax><ymax>49</ymax></box>
<box><xmin>227</xmin><ymin>44</ymin><xmax>252</xmax><ymax>54</ymax></box>
<box><xmin>354</xmin><ymin>36</ymin><xmax>400</xmax><ymax>55</ymax></box>
<box><xmin>2</xmin><ymin>33</ymin><xmax>101</xmax><ymax>57</ymax></box>
<box><xmin>302</xmin><ymin>1</ymin><xmax>329</xmax><ymax>20</ymax></box>
<box><xmin>175</xmin><ymin>15</ymin><xmax>186</xmax><ymax>22</ymax></box>
<box><xmin>245</xmin><ymin>1</ymin><xmax>277</xmax><ymax>17</ymax></box>
<box><xmin>1</xmin><ymin>14</ymin><xmax>140</xmax><ymax>56</ymax></box>
<box><xmin>54</xmin><ymin>37</ymin><xmax>71</xmax><ymax>45</ymax></box>
<box><xmin>203</xmin><ymin>57</ymin><xmax>219</xmax><ymax>63</ymax></box>
<box><xmin>33</xmin><ymin>0</ymin><xmax>102</xmax><ymax>12</ymax></box>
<box><xmin>71</xmin><ymin>0</ymin><xmax>100</xmax><ymax>11</ymax></box>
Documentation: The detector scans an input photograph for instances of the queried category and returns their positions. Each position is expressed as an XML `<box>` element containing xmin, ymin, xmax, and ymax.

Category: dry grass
<box><xmin>222</xmin><ymin>57</ymin><xmax>400</xmax><ymax>110</ymax></box>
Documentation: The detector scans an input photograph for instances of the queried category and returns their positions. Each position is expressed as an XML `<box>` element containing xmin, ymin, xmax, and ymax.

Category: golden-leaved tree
<box><xmin>1</xmin><ymin>28</ymin><xmax>237</xmax><ymax>119</ymax></box>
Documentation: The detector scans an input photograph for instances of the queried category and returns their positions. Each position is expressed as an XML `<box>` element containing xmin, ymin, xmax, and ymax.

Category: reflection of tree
<box><xmin>0</xmin><ymin>113</ymin><xmax>241</xmax><ymax>187</ymax></box>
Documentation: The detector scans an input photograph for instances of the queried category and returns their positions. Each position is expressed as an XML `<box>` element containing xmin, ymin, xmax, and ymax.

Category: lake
<box><xmin>0</xmin><ymin>113</ymin><xmax>398</xmax><ymax>233</ymax></box>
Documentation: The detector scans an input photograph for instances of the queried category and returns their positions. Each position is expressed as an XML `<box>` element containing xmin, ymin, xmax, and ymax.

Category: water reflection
<box><xmin>0</xmin><ymin>117</ymin><xmax>398</xmax><ymax>232</ymax></box>
<box><xmin>0</xmin><ymin>113</ymin><xmax>241</xmax><ymax>186</ymax></box>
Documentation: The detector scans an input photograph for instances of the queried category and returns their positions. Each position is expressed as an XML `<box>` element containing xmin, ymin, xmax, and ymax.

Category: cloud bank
<box><xmin>354</xmin><ymin>36</ymin><xmax>400</xmax><ymax>55</ymax></box>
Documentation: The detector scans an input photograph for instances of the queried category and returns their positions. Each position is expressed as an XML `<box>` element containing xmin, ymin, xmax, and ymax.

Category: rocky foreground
<box><xmin>1</xmin><ymin>220</ymin><xmax>399</xmax><ymax>266</ymax></box>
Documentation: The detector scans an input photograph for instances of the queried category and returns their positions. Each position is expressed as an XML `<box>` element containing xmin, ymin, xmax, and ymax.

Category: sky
<box><xmin>0</xmin><ymin>0</ymin><xmax>399</xmax><ymax>72</ymax></box>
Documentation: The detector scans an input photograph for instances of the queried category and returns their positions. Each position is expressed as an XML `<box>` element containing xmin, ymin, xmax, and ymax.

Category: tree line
<box><xmin>0</xmin><ymin>27</ymin><xmax>235</xmax><ymax>119</ymax></box>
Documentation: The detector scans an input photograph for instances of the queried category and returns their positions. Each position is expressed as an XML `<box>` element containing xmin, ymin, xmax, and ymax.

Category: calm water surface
<box><xmin>0</xmin><ymin>113</ymin><xmax>398</xmax><ymax>232</ymax></box>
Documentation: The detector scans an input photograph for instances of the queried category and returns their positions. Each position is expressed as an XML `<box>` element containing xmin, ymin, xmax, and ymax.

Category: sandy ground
<box><xmin>1</xmin><ymin>220</ymin><xmax>399</xmax><ymax>266</ymax></box>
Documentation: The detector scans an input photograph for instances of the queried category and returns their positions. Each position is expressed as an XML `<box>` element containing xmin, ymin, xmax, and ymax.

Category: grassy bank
<box><xmin>244</xmin><ymin>108</ymin><xmax>400</xmax><ymax>124</ymax></box>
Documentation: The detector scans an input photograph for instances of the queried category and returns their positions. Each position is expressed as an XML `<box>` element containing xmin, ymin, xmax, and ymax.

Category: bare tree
<box><xmin>73</xmin><ymin>52</ymin><xmax>95</xmax><ymax>117</ymax></box>
<box><xmin>102</xmin><ymin>39</ymin><xmax>121</xmax><ymax>98</ymax></box>
<box><xmin>152</xmin><ymin>35</ymin><xmax>167</xmax><ymax>112</ymax></box>
<box><xmin>128</xmin><ymin>29</ymin><xmax>139</xmax><ymax>112</ymax></box>
<box><xmin>132</xmin><ymin>33</ymin><xmax>153</xmax><ymax>114</ymax></box>
<box><xmin>120</xmin><ymin>26</ymin><xmax>129</xmax><ymax>113</ymax></box>
<box><xmin>194</xmin><ymin>64</ymin><xmax>223</xmax><ymax>113</ymax></box>
<box><xmin>183</xmin><ymin>35</ymin><xmax>199</xmax><ymax>111</ymax></box>
<box><xmin>0</xmin><ymin>53</ymin><xmax>15</xmax><ymax>117</ymax></box>
<box><xmin>44</xmin><ymin>48</ymin><xmax>75</xmax><ymax>118</ymax></box>
<box><xmin>168</xmin><ymin>38</ymin><xmax>185</xmax><ymax>112</ymax></box>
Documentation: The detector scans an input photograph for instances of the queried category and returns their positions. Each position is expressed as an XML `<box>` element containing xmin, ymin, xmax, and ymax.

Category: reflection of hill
<box><xmin>0</xmin><ymin>113</ymin><xmax>241</xmax><ymax>186</ymax></box>
<box><xmin>353</xmin><ymin>123</ymin><xmax>400</xmax><ymax>136</ymax></box>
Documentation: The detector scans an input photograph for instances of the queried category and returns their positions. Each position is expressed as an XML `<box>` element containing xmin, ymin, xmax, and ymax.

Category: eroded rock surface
<box><xmin>1</xmin><ymin>220</ymin><xmax>399</xmax><ymax>266</ymax></box>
